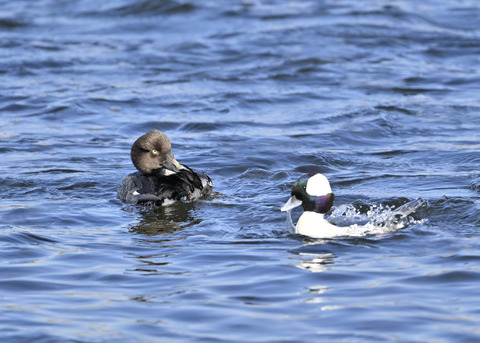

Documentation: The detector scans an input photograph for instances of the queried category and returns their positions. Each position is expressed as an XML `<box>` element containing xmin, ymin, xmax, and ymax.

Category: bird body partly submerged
<box><xmin>282</xmin><ymin>173</ymin><xmax>423</xmax><ymax>238</ymax></box>
<box><xmin>118</xmin><ymin>130</ymin><xmax>212</xmax><ymax>206</ymax></box>
<box><xmin>118</xmin><ymin>167</ymin><xmax>212</xmax><ymax>206</ymax></box>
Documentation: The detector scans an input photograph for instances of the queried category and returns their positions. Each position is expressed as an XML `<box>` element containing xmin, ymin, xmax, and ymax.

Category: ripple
<box><xmin>0</xmin><ymin>16</ymin><xmax>29</xmax><ymax>29</ymax></box>
<box><xmin>0</xmin><ymin>231</ymin><xmax>58</xmax><ymax>245</ymax></box>
<box><xmin>85</xmin><ymin>0</ymin><xmax>196</xmax><ymax>17</ymax></box>
<box><xmin>406</xmin><ymin>270</ymin><xmax>480</xmax><ymax>284</ymax></box>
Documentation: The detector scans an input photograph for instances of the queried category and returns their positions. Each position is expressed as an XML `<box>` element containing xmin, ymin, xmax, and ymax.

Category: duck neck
<box><xmin>299</xmin><ymin>211</ymin><xmax>326</xmax><ymax>220</ymax></box>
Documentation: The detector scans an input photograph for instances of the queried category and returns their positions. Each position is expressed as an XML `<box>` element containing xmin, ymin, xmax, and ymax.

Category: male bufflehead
<box><xmin>281</xmin><ymin>173</ymin><xmax>345</xmax><ymax>238</ymax></box>
<box><xmin>117</xmin><ymin>129</ymin><xmax>212</xmax><ymax>206</ymax></box>
<box><xmin>281</xmin><ymin>173</ymin><xmax>422</xmax><ymax>238</ymax></box>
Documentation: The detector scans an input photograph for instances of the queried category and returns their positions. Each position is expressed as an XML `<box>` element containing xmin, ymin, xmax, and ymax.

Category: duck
<box><xmin>117</xmin><ymin>129</ymin><xmax>213</xmax><ymax>206</ymax></box>
<box><xmin>281</xmin><ymin>173</ymin><xmax>344</xmax><ymax>238</ymax></box>
<box><xmin>281</xmin><ymin>173</ymin><xmax>423</xmax><ymax>238</ymax></box>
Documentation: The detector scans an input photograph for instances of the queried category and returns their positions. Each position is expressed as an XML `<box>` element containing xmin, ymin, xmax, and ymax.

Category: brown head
<box><xmin>130</xmin><ymin>130</ymin><xmax>181</xmax><ymax>176</ymax></box>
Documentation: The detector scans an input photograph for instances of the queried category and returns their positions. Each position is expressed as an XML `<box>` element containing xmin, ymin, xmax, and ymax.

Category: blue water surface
<box><xmin>1</xmin><ymin>0</ymin><xmax>480</xmax><ymax>342</ymax></box>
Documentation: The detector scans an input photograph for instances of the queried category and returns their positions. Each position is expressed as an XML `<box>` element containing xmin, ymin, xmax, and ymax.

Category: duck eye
<box><xmin>151</xmin><ymin>149</ymin><xmax>158</xmax><ymax>155</ymax></box>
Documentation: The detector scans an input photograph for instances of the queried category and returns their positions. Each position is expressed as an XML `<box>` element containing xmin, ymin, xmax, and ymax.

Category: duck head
<box><xmin>281</xmin><ymin>173</ymin><xmax>334</xmax><ymax>213</ymax></box>
<box><xmin>130</xmin><ymin>129</ymin><xmax>182</xmax><ymax>176</ymax></box>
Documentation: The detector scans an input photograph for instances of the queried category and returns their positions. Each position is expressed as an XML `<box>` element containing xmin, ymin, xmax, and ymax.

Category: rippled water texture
<box><xmin>1</xmin><ymin>1</ymin><xmax>480</xmax><ymax>342</ymax></box>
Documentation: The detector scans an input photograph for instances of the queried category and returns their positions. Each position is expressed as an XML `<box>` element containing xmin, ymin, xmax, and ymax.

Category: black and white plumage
<box><xmin>117</xmin><ymin>130</ymin><xmax>213</xmax><ymax>206</ymax></box>
<box><xmin>281</xmin><ymin>173</ymin><xmax>424</xmax><ymax>238</ymax></box>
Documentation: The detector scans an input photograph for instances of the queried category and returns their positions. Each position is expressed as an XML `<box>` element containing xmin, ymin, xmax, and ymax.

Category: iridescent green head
<box><xmin>281</xmin><ymin>173</ymin><xmax>334</xmax><ymax>214</ymax></box>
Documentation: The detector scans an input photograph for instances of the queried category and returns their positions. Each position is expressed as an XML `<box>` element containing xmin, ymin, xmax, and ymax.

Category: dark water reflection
<box><xmin>1</xmin><ymin>0</ymin><xmax>480</xmax><ymax>342</ymax></box>
<box><xmin>127</xmin><ymin>202</ymin><xmax>202</xmax><ymax>236</ymax></box>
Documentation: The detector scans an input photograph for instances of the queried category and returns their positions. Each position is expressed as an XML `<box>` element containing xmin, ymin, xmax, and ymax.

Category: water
<box><xmin>1</xmin><ymin>0</ymin><xmax>480</xmax><ymax>341</ymax></box>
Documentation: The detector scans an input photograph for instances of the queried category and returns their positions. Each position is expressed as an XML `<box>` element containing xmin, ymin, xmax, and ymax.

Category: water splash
<box><xmin>334</xmin><ymin>199</ymin><xmax>427</xmax><ymax>237</ymax></box>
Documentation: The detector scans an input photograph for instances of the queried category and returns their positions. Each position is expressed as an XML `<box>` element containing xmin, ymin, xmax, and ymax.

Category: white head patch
<box><xmin>306</xmin><ymin>173</ymin><xmax>332</xmax><ymax>196</ymax></box>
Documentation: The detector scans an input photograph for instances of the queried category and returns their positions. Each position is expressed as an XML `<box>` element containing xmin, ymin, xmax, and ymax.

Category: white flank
<box><xmin>162</xmin><ymin>198</ymin><xmax>176</xmax><ymax>206</ymax></box>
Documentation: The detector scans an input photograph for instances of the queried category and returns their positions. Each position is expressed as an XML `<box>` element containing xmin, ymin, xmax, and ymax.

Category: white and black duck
<box><xmin>281</xmin><ymin>173</ymin><xmax>423</xmax><ymax>238</ymax></box>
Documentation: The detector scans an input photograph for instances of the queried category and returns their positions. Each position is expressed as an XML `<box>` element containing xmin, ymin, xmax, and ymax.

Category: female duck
<box><xmin>118</xmin><ymin>130</ymin><xmax>212</xmax><ymax>206</ymax></box>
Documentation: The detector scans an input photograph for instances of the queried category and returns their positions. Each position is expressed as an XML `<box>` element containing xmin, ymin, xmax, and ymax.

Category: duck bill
<box><xmin>281</xmin><ymin>195</ymin><xmax>303</xmax><ymax>212</ymax></box>
<box><xmin>160</xmin><ymin>158</ymin><xmax>182</xmax><ymax>176</ymax></box>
